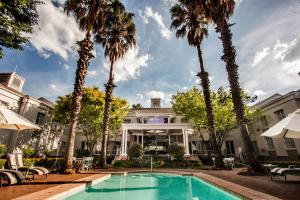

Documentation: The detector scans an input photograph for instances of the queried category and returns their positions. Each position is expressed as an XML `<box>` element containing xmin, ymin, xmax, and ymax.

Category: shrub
<box><xmin>168</xmin><ymin>144</ymin><xmax>185</xmax><ymax>160</ymax></box>
<box><xmin>75</xmin><ymin>149</ymin><xmax>90</xmax><ymax>158</ymax></box>
<box><xmin>22</xmin><ymin>146</ymin><xmax>35</xmax><ymax>158</ymax></box>
<box><xmin>0</xmin><ymin>144</ymin><xmax>7</xmax><ymax>158</ymax></box>
<box><xmin>128</xmin><ymin>143</ymin><xmax>142</xmax><ymax>159</ymax></box>
<box><xmin>0</xmin><ymin>159</ymin><xmax>6</xmax><ymax>169</ymax></box>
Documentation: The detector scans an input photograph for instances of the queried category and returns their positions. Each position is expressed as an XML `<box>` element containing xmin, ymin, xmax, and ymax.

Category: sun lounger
<box><xmin>270</xmin><ymin>166</ymin><xmax>300</xmax><ymax>183</ymax></box>
<box><xmin>1</xmin><ymin>169</ymin><xmax>26</xmax><ymax>183</ymax></box>
<box><xmin>0</xmin><ymin>171</ymin><xmax>18</xmax><ymax>187</ymax></box>
<box><xmin>8</xmin><ymin>153</ymin><xmax>49</xmax><ymax>179</ymax></box>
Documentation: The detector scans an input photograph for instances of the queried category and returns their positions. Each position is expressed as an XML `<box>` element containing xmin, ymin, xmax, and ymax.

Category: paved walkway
<box><xmin>0</xmin><ymin>173</ymin><xmax>95</xmax><ymax>200</ymax></box>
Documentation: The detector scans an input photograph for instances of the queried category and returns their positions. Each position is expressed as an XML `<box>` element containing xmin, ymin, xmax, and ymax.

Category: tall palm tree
<box><xmin>95</xmin><ymin>7</ymin><xmax>136</xmax><ymax>168</ymax></box>
<box><xmin>63</xmin><ymin>0</ymin><xmax>108</xmax><ymax>171</ymax></box>
<box><xmin>202</xmin><ymin>0</ymin><xmax>261</xmax><ymax>172</ymax></box>
<box><xmin>170</xmin><ymin>0</ymin><xmax>224</xmax><ymax>168</ymax></box>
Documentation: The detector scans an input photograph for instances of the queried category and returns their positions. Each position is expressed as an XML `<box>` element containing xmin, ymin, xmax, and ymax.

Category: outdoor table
<box><xmin>263</xmin><ymin>164</ymin><xmax>278</xmax><ymax>176</ymax></box>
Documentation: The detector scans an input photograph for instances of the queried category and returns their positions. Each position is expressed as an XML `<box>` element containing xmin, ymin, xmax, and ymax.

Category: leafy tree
<box><xmin>170</xmin><ymin>0</ymin><xmax>223</xmax><ymax>168</ymax></box>
<box><xmin>53</xmin><ymin>87</ymin><xmax>129</xmax><ymax>155</ymax></box>
<box><xmin>199</xmin><ymin>0</ymin><xmax>261</xmax><ymax>172</ymax></box>
<box><xmin>95</xmin><ymin>5</ymin><xmax>136</xmax><ymax>168</ymax></box>
<box><xmin>171</xmin><ymin>87</ymin><xmax>261</xmax><ymax>153</ymax></box>
<box><xmin>0</xmin><ymin>0</ymin><xmax>40</xmax><ymax>58</ymax></box>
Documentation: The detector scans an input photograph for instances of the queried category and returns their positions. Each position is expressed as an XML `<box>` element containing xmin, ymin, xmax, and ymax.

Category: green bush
<box><xmin>0</xmin><ymin>159</ymin><xmax>6</xmax><ymax>169</ymax></box>
<box><xmin>128</xmin><ymin>143</ymin><xmax>142</xmax><ymax>159</ymax></box>
<box><xmin>112</xmin><ymin>158</ymin><xmax>202</xmax><ymax>169</ymax></box>
<box><xmin>22</xmin><ymin>147</ymin><xmax>35</xmax><ymax>158</ymax></box>
<box><xmin>75</xmin><ymin>149</ymin><xmax>90</xmax><ymax>158</ymax></box>
<box><xmin>168</xmin><ymin>144</ymin><xmax>185</xmax><ymax>160</ymax></box>
<box><xmin>0</xmin><ymin>144</ymin><xmax>7</xmax><ymax>158</ymax></box>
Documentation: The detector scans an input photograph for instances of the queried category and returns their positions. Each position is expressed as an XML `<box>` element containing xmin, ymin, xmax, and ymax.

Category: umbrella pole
<box><xmin>7</xmin><ymin>130</ymin><xmax>19</xmax><ymax>154</ymax></box>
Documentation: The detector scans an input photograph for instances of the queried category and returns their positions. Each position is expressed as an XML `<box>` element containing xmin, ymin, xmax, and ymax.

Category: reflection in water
<box><xmin>65</xmin><ymin>173</ymin><xmax>241</xmax><ymax>200</ymax></box>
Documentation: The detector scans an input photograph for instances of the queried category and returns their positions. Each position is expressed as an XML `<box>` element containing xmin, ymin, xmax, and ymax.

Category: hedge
<box><xmin>113</xmin><ymin>159</ymin><xmax>202</xmax><ymax>169</ymax></box>
<box><xmin>0</xmin><ymin>158</ymin><xmax>65</xmax><ymax>171</ymax></box>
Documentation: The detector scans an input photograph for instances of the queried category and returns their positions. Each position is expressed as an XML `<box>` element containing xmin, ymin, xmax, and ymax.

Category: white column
<box><xmin>121</xmin><ymin>129</ymin><xmax>125</xmax><ymax>155</ymax></box>
<box><xmin>185</xmin><ymin>130</ymin><xmax>190</xmax><ymax>155</ymax></box>
<box><xmin>124</xmin><ymin>129</ymin><xmax>128</xmax><ymax>155</ymax></box>
<box><xmin>168</xmin><ymin>135</ymin><xmax>171</xmax><ymax>145</ymax></box>
<box><xmin>182</xmin><ymin>129</ymin><xmax>186</xmax><ymax>150</ymax></box>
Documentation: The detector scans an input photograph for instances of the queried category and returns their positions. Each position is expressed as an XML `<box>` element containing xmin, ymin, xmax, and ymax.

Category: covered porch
<box><xmin>119</xmin><ymin>123</ymin><xmax>193</xmax><ymax>157</ymax></box>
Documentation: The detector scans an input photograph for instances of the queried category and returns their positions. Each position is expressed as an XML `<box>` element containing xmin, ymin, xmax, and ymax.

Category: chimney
<box><xmin>151</xmin><ymin>98</ymin><xmax>161</xmax><ymax>108</ymax></box>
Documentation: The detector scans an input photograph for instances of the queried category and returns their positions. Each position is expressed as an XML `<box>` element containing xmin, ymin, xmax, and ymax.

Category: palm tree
<box><xmin>170</xmin><ymin>0</ymin><xmax>224</xmax><ymax>168</ymax></box>
<box><xmin>95</xmin><ymin>7</ymin><xmax>136</xmax><ymax>168</ymax></box>
<box><xmin>63</xmin><ymin>0</ymin><xmax>108</xmax><ymax>171</ymax></box>
<box><xmin>202</xmin><ymin>0</ymin><xmax>261</xmax><ymax>172</ymax></box>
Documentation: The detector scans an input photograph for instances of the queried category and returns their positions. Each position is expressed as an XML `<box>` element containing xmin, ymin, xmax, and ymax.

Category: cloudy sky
<box><xmin>1</xmin><ymin>0</ymin><xmax>300</xmax><ymax>107</ymax></box>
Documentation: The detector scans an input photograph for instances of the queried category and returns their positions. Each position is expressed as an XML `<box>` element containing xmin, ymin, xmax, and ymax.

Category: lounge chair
<box><xmin>0</xmin><ymin>171</ymin><xmax>18</xmax><ymax>187</ymax></box>
<box><xmin>8</xmin><ymin>153</ymin><xmax>49</xmax><ymax>179</ymax></box>
<box><xmin>270</xmin><ymin>166</ymin><xmax>300</xmax><ymax>183</ymax></box>
<box><xmin>1</xmin><ymin>169</ymin><xmax>26</xmax><ymax>183</ymax></box>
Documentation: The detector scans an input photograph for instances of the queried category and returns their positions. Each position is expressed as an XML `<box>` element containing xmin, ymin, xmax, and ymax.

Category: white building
<box><xmin>0</xmin><ymin>72</ymin><xmax>61</xmax><ymax>154</ymax></box>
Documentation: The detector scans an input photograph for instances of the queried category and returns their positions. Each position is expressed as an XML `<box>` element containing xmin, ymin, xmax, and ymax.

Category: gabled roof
<box><xmin>38</xmin><ymin>97</ymin><xmax>55</xmax><ymax>108</ymax></box>
<box><xmin>254</xmin><ymin>89</ymin><xmax>300</xmax><ymax>109</ymax></box>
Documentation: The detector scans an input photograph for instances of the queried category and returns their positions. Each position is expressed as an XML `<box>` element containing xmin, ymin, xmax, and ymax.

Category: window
<box><xmin>12</xmin><ymin>77</ymin><xmax>22</xmax><ymax>88</ymax></box>
<box><xmin>137</xmin><ymin>118</ymin><xmax>142</xmax><ymax>124</ymax></box>
<box><xmin>0</xmin><ymin>100</ymin><xmax>8</xmax><ymax>107</ymax></box>
<box><xmin>260</xmin><ymin>116</ymin><xmax>268</xmax><ymax>128</ymax></box>
<box><xmin>265</xmin><ymin>137</ymin><xmax>275</xmax><ymax>150</ymax></box>
<box><xmin>81</xmin><ymin>141</ymin><xmax>88</xmax><ymax>150</ymax></box>
<box><xmin>225</xmin><ymin>140</ymin><xmax>235</xmax><ymax>155</ymax></box>
<box><xmin>284</xmin><ymin>138</ymin><xmax>296</xmax><ymax>149</ymax></box>
<box><xmin>181</xmin><ymin>118</ymin><xmax>188</xmax><ymax>123</ymax></box>
<box><xmin>36</xmin><ymin>112</ymin><xmax>46</xmax><ymax>125</ymax></box>
<box><xmin>124</xmin><ymin>119</ymin><xmax>131</xmax><ymax>123</ymax></box>
<box><xmin>163</xmin><ymin>118</ymin><xmax>168</xmax><ymax>124</ymax></box>
<box><xmin>274</xmin><ymin>109</ymin><xmax>285</xmax><ymax>121</ymax></box>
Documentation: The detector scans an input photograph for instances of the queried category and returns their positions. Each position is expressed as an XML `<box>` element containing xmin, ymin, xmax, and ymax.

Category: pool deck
<box><xmin>0</xmin><ymin>168</ymin><xmax>299</xmax><ymax>200</ymax></box>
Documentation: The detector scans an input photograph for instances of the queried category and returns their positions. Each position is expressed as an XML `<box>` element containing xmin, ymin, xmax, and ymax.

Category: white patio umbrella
<box><xmin>0</xmin><ymin>105</ymin><xmax>41</xmax><ymax>153</ymax></box>
<box><xmin>261</xmin><ymin>109</ymin><xmax>300</xmax><ymax>139</ymax></box>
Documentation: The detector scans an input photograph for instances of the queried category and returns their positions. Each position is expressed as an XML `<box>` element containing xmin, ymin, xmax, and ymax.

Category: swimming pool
<box><xmin>64</xmin><ymin>173</ymin><xmax>241</xmax><ymax>200</ymax></box>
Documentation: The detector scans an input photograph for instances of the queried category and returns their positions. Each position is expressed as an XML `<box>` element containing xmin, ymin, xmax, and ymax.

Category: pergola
<box><xmin>120</xmin><ymin>123</ymin><xmax>194</xmax><ymax>156</ymax></box>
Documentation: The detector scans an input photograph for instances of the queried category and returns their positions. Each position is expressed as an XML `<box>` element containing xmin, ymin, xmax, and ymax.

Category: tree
<box><xmin>0</xmin><ymin>0</ymin><xmax>40</xmax><ymax>58</ymax></box>
<box><xmin>200</xmin><ymin>0</ymin><xmax>262</xmax><ymax>172</ymax></box>
<box><xmin>170</xmin><ymin>0</ymin><xmax>223</xmax><ymax>167</ymax></box>
<box><xmin>63</xmin><ymin>0</ymin><xmax>111</xmax><ymax>171</ymax></box>
<box><xmin>132</xmin><ymin>103</ymin><xmax>143</xmax><ymax>109</ymax></box>
<box><xmin>53</xmin><ymin>87</ymin><xmax>129</xmax><ymax>155</ymax></box>
<box><xmin>95</xmin><ymin>5</ymin><xmax>136</xmax><ymax>168</ymax></box>
<box><xmin>171</xmin><ymin>87</ymin><xmax>261</xmax><ymax>155</ymax></box>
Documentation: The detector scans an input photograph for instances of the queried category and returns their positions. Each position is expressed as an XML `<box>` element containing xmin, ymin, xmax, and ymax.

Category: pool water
<box><xmin>65</xmin><ymin>173</ymin><xmax>241</xmax><ymax>200</ymax></box>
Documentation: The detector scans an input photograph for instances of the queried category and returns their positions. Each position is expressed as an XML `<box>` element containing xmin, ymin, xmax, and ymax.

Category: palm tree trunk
<box><xmin>196</xmin><ymin>44</ymin><xmax>224</xmax><ymax>168</ymax></box>
<box><xmin>216</xmin><ymin>19</ymin><xmax>261</xmax><ymax>173</ymax></box>
<box><xmin>64</xmin><ymin>32</ymin><xmax>94</xmax><ymax>172</ymax></box>
<box><xmin>100</xmin><ymin>60</ymin><xmax>116</xmax><ymax>168</ymax></box>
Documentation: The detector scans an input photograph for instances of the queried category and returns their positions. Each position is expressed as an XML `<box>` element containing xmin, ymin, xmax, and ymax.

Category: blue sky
<box><xmin>1</xmin><ymin>0</ymin><xmax>300</xmax><ymax>107</ymax></box>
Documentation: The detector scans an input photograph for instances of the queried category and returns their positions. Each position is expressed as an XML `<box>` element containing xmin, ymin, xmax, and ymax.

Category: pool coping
<box><xmin>12</xmin><ymin>174</ymin><xmax>111</xmax><ymax>200</ymax></box>
<box><xmin>12</xmin><ymin>170</ymin><xmax>281</xmax><ymax>200</ymax></box>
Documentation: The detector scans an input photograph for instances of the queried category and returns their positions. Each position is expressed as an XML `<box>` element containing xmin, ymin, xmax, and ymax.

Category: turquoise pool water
<box><xmin>65</xmin><ymin>173</ymin><xmax>241</xmax><ymax>200</ymax></box>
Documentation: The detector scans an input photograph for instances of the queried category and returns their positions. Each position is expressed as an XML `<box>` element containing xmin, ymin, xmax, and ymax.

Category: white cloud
<box><xmin>139</xmin><ymin>6</ymin><xmax>172</xmax><ymax>40</ymax></box>
<box><xmin>145</xmin><ymin>90</ymin><xmax>171</xmax><ymax>106</ymax></box>
<box><xmin>63</xmin><ymin>64</ymin><xmax>70</xmax><ymax>70</ymax></box>
<box><xmin>252</xmin><ymin>47</ymin><xmax>270</xmax><ymax>66</ymax></box>
<box><xmin>88</xmin><ymin>70</ymin><xmax>97</xmax><ymax>77</ymax></box>
<box><xmin>253</xmin><ymin>90</ymin><xmax>266</xmax><ymax>97</ymax></box>
<box><xmin>30</xmin><ymin>1</ymin><xmax>84</xmax><ymax>60</ymax></box>
<box><xmin>103</xmin><ymin>47</ymin><xmax>150</xmax><ymax>82</ymax></box>
<box><xmin>160</xmin><ymin>0</ymin><xmax>177</xmax><ymax>6</ymax></box>
<box><xmin>136</xmin><ymin>93</ymin><xmax>144</xmax><ymax>100</ymax></box>
<box><xmin>242</xmin><ymin>34</ymin><xmax>300</xmax><ymax>100</ymax></box>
